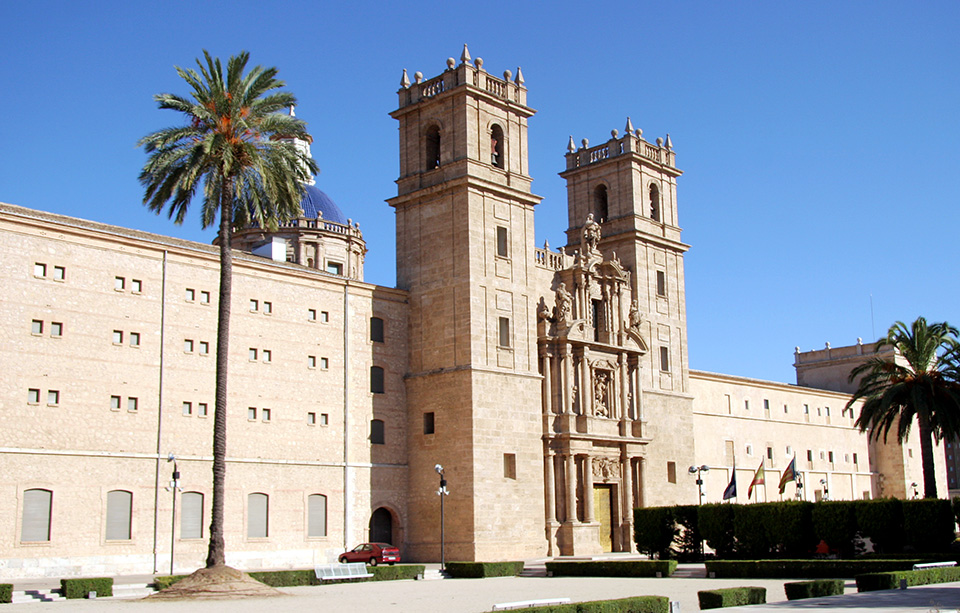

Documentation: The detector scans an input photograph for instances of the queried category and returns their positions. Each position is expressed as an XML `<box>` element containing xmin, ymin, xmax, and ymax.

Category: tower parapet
<box><xmin>396</xmin><ymin>48</ymin><xmax>527</xmax><ymax>111</ymax></box>
<box><xmin>565</xmin><ymin>128</ymin><xmax>676</xmax><ymax>172</ymax></box>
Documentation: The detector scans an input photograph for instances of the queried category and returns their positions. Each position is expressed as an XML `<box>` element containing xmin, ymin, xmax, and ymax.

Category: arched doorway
<box><xmin>369</xmin><ymin>507</ymin><xmax>393</xmax><ymax>544</ymax></box>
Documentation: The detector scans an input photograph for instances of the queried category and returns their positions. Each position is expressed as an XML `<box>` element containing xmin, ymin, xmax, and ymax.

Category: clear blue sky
<box><xmin>3</xmin><ymin>1</ymin><xmax>958</xmax><ymax>384</ymax></box>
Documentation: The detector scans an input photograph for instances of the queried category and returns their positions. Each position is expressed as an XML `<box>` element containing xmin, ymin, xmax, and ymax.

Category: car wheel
<box><xmin>339</xmin><ymin>556</ymin><xmax>347</xmax><ymax>563</ymax></box>
<box><xmin>368</xmin><ymin>557</ymin><xmax>378</xmax><ymax>566</ymax></box>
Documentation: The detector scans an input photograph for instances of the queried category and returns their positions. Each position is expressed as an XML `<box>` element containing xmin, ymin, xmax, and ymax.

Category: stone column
<box><xmin>565</xmin><ymin>454</ymin><xmax>577</xmax><ymax>522</ymax></box>
<box><xmin>583</xmin><ymin>456</ymin><xmax>595</xmax><ymax>523</ymax></box>
<box><xmin>619</xmin><ymin>354</ymin><xmax>629</xmax><ymax>422</ymax></box>
<box><xmin>542</xmin><ymin>353</ymin><xmax>553</xmax><ymax>415</ymax></box>
<box><xmin>544</xmin><ymin>451</ymin><xmax>556</xmax><ymax>522</ymax></box>
<box><xmin>636</xmin><ymin>458</ymin><xmax>645</xmax><ymax>509</ymax></box>
<box><xmin>634</xmin><ymin>361</ymin><xmax>644</xmax><ymax>421</ymax></box>
<box><xmin>580</xmin><ymin>349</ymin><xmax>592</xmax><ymax>417</ymax></box>
<box><xmin>622</xmin><ymin>453</ymin><xmax>634</xmax><ymax>551</ymax></box>
<box><xmin>561</xmin><ymin>344</ymin><xmax>573</xmax><ymax>415</ymax></box>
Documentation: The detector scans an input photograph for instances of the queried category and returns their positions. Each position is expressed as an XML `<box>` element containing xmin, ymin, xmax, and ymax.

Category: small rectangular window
<box><xmin>326</xmin><ymin>261</ymin><xmax>343</xmax><ymax>275</ymax></box>
<box><xmin>320</xmin><ymin>357</ymin><xmax>329</xmax><ymax>370</ymax></box>
<box><xmin>807</xmin><ymin>449</ymin><xmax>813</xmax><ymax>462</ymax></box>
<box><xmin>308</xmin><ymin>355</ymin><xmax>317</xmax><ymax>369</ymax></box>
<box><xmin>127</xmin><ymin>397</ymin><xmax>138</xmax><ymax>412</ymax></box>
<box><xmin>185</xmin><ymin>288</ymin><xmax>195</xmax><ymax>301</ymax></box>
<box><xmin>496</xmin><ymin>226</ymin><xmax>509</xmax><ymax>258</ymax></box>
<box><xmin>656</xmin><ymin>270</ymin><xmax>666</xmax><ymax>297</ymax></box>
<box><xmin>131</xmin><ymin>279</ymin><xmax>142</xmax><ymax>293</ymax></box>
<box><xmin>659</xmin><ymin>346</ymin><xmax>670</xmax><ymax>372</ymax></box>
<box><xmin>185</xmin><ymin>339</ymin><xmax>194</xmax><ymax>353</ymax></box>
<box><xmin>113</xmin><ymin>330</ymin><xmax>123</xmax><ymax>344</ymax></box>
<box><xmin>503</xmin><ymin>453</ymin><xmax>517</xmax><ymax>479</ymax></box>
<box><xmin>115</xmin><ymin>277</ymin><xmax>126</xmax><ymax>291</ymax></box>
<box><xmin>308</xmin><ymin>309</ymin><xmax>317</xmax><ymax>322</ymax></box>
<box><xmin>200</xmin><ymin>291</ymin><xmax>210</xmax><ymax>304</ymax></box>
<box><xmin>763</xmin><ymin>399</ymin><xmax>770</xmax><ymax>416</ymax></box>
<box><xmin>853</xmin><ymin>452</ymin><xmax>859</xmax><ymax>465</ymax></box>
<box><xmin>182</xmin><ymin>401</ymin><xmax>192</xmax><ymax>416</ymax></box>
<box><xmin>262</xmin><ymin>408</ymin><xmax>271</xmax><ymax>422</ymax></box>
<box><xmin>320</xmin><ymin>413</ymin><xmax>329</xmax><ymax>426</ymax></box>
<box><xmin>263</xmin><ymin>301</ymin><xmax>272</xmax><ymax>315</ymax></box>
<box><xmin>370</xmin><ymin>419</ymin><xmax>385</xmax><ymax>444</ymax></box>
<box><xmin>744</xmin><ymin>400</ymin><xmax>750</xmax><ymax>411</ymax></box>
<box><xmin>249</xmin><ymin>348</ymin><xmax>258</xmax><ymax>361</ymax></box>
<box><xmin>370</xmin><ymin>366</ymin><xmax>385</xmax><ymax>394</ymax></box>
<box><xmin>370</xmin><ymin>317</ymin><xmax>385</xmax><ymax>343</ymax></box>
<box><xmin>828</xmin><ymin>451</ymin><xmax>834</xmax><ymax>463</ymax></box>
<box><xmin>52</xmin><ymin>266</ymin><xmax>65</xmax><ymax>281</ymax></box>
<box><xmin>47</xmin><ymin>390</ymin><xmax>59</xmax><ymax>406</ymax></box>
<box><xmin>307</xmin><ymin>412</ymin><xmax>316</xmax><ymax>425</ymax></box>
<box><xmin>767</xmin><ymin>446</ymin><xmax>773</xmax><ymax>460</ymax></box>
<box><xmin>783</xmin><ymin>403</ymin><xmax>788</xmax><ymax>414</ymax></box>
<box><xmin>199</xmin><ymin>341</ymin><xmax>209</xmax><ymax>355</ymax></box>
<box><xmin>786</xmin><ymin>445</ymin><xmax>793</xmax><ymax>456</ymax></box>
<box><xmin>498</xmin><ymin>317</ymin><xmax>511</xmax><ymax>348</ymax></box>
<box><xmin>262</xmin><ymin>349</ymin><xmax>272</xmax><ymax>363</ymax></box>
<box><xmin>198</xmin><ymin>403</ymin><xmax>208</xmax><ymax>417</ymax></box>
<box><xmin>250</xmin><ymin>299</ymin><xmax>258</xmax><ymax>312</ymax></box>
<box><xmin>746</xmin><ymin>444</ymin><xmax>753</xmax><ymax>456</ymax></box>
<box><xmin>110</xmin><ymin>395</ymin><xmax>121</xmax><ymax>411</ymax></box>
<box><xmin>423</xmin><ymin>412</ymin><xmax>435</xmax><ymax>435</ymax></box>
<box><xmin>666</xmin><ymin>461</ymin><xmax>677</xmax><ymax>484</ymax></box>
<box><xmin>51</xmin><ymin>322</ymin><xmax>63</xmax><ymax>337</ymax></box>
<box><xmin>320</xmin><ymin>311</ymin><xmax>330</xmax><ymax>323</ymax></box>
<box><xmin>129</xmin><ymin>332</ymin><xmax>140</xmax><ymax>347</ymax></box>
<box><xmin>28</xmin><ymin>388</ymin><xmax>40</xmax><ymax>404</ymax></box>
<box><xmin>31</xmin><ymin>319</ymin><xmax>43</xmax><ymax>335</ymax></box>
<box><xmin>34</xmin><ymin>263</ymin><xmax>46</xmax><ymax>278</ymax></box>
<box><xmin>248</xmin><ymin>407</ymin><xmax>257</xmax><ymax>420</ymax></box>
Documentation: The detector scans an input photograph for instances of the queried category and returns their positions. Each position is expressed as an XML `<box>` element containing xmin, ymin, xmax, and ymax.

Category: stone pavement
<box><xmin>2</xmin><ymin>566</ymin><xmax>958</xmax><ymax>612</ymax></box>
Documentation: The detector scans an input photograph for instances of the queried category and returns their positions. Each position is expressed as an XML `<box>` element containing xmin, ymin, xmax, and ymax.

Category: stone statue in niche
<box><xmin>628</xmin><ymin>300</ymin><xmax>643</xmax><ymax>330</ymax></box>
<box><xmin>593</xmin><ymin>369</ymin><xmax>610</xmax><ymax>417</ymax></box>
<box><xmin>582</xmin><ymin>213</ymin><xmax>601</xmax><ymax>253</ymax></box>
<box><xmin>592</xmin><ymin>458</ymin><xmax>621</xmax><ymax>481</ymax></box>
<box><xmin>555</xmin><ymin>282</ymin><xmax>572</xmax><ymax>325</ymax></box>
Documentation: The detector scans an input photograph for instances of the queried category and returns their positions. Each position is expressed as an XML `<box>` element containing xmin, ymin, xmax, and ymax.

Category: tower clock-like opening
<box><xmin>491</xmin><ymin>124</ymin><xmax>504</xmax><ymax>168</ymax></box>
<box><xmin>593</xmin><ymin>184</ymin><xmax>608</xmax><ymax>222</ymax></box>
<box><xmin>425</xmin><ymin>125</ymin><xmax>441</xmax><ymax>170</ymax></box>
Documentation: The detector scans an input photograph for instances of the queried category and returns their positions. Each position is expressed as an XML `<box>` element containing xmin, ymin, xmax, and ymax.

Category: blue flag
<box><xmin>723</xmin><ymin>465</ymin><xmax>737</xmax><ymax>500</ymax></box>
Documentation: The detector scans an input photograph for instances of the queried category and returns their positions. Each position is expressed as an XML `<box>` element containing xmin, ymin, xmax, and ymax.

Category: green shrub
<box><xmin>855</xmin><ymin>498</ymin><xmax>903</xmax><ymax>553</ymax></box>
<box><xmin>705</xmin><ymin>559</ymin><xmax>921</xmax><ymax>578</ymax></box>
<box><xmin>545</xmin><ymin>560</ymin><xmax>676</xmax><ymax>578</ymax></box>
<box><xmin>697</xmin><ymin>587</ymin><xmax>766</xmax><ymax>609</ymax></box>
<box><xmin>0</xmin><ymin>584</ymin><xmax>12</xmax><ymax>604</ymax></box>
<box><xmin>445</xmin><ymin>561</ymin><xmax>524</xmax><ymax>578</ymax></box>
<box><xmin>249</xmin><ymin>570</ymin><xmax>320</xmax><ymax>587</ymax></box>
<box><xmin>856</xmin><ymin>566</ymin><xmax>960</xmax><ymax>592</ymax></box>
<box><xmin>764</xmin><ymin>501</ymin><xmax>816</xmax><ymax>557</ymax></box>
<box><xmin>699</xmin><ymin>503</ymin><xmax>736</xmax><ymax>558</ymax></box>
<box><xmin>60</xmin><ymin>577</ymin><xmax>113</xmax><ymax>599</ymax></box>
<box><xmin>902</xmin><ymin>499</ymin><xmax>955</xmax><ymax>552</ymax></box>
<box><xmin>812</xmin><ymin>501</ymin><xmax>858</xmax><ymax>557</ymax></box>
<box><xmin>733</xmin><ymin>504</ymin><xmax>771</xmax><ymax>557</ymax></box>
<box><xmin>952</xmin><ymin>497</ymin><xmax>960</xmax><ymax>528</ymax></box>
<box><xmin>634</xmin><ymin>506</ymin><xmax>678</xmax><ymax>559</ymax></box>
<box><xmin>783</xmin><ymin>579</ymin><xmax>845</xmax><ymax>600</ymax></box>
<box><xmin>370</xmin><ymin>564</ymin><xmax>424</xmax><ymax>581</ymax></box>
<box><xmin>673</xmin><ymin>504</ymin><xmax>701</xmax><ymax>561</ymax></box>
<box><xmin>515</xmin><ymin>596</ymin><xmax>669</xmax><ymax>613</ymax></box>
<box><xmin>153</xmin><ymin>575</ymin><xmax>187</xmax><ymax>590</ymax></box>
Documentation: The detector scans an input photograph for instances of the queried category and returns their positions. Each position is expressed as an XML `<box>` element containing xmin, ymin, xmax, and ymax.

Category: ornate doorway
<box><xmin>593</xmin><ymin>485</ymin><xmax>614</xmax><ymax>552</ymax></box>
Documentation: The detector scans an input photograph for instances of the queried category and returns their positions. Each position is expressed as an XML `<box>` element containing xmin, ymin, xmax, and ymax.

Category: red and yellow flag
<box><xmin>747</xmin><ymin>460</ymin><xmax>765</xmax><ymax>500</ymax></box>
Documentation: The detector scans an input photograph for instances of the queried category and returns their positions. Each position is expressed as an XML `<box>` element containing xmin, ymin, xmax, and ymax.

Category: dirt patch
<box><xmin>146</xmin><ymin>565</ymin><xmax>284</xmax><ymax>600</ymax></box>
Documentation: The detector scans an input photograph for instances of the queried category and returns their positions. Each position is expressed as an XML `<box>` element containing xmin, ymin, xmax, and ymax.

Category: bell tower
<box><xmin>388</xmin><ymin>46</ymin><xmax>546</xmax><ymax>561</ymax></box>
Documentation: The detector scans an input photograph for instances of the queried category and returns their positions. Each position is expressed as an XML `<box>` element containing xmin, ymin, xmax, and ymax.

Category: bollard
<box><xmin>899</xmin><ymin>578</ymin><xmax>908</xmax><ymax>590</ymax></box>
<box><xmin>670</xmin><ymin>601</ymin><xmax>681</xmax><ymax>613</ymax></box>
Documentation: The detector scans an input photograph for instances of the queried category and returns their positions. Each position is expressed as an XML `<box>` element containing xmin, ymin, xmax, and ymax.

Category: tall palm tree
<box><xmin>140</xmin><ymin>51</ymin><xmax>317</xmax><ymax>568</ymax></box>
<box><xmin>846</xmin><ymin>318</ymin><xmax>960</xmax><ymax>498</ymax></box>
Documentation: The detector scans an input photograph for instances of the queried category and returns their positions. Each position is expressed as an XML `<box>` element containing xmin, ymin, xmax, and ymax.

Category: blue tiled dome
<box><xmin>300</xmin><ymin>184</ymin><xmax>347</xmax><ymax>225</ymax></box>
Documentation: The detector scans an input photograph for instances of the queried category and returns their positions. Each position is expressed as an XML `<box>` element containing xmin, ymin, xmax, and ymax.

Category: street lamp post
<box><xmin>688</xmin><ymin>465</ymin><xmax>710</xmax><ymax>506</ymax></box>
<box><xmin>165</xmin><ymin>453</ymin><xmax>181</xmax><ymax>575</ymax></box>
<box><xmin>911</xmin><ymin>482</ymin><xmax>919</xmax><ymax>499</ymax></box>
<box><xmin>435</xmin><ymin>464</ymin><xmax>449</xmax><ymax>570</ymax></box>
<box><xmin>819</xmin><ymin>478</ymin><xmax>829</xmax><ymax>501</ymax></box>
<box><xmin>795</xmin><ymin>473</ymin><xmax>804</xmax><ymax>501</ymax></box>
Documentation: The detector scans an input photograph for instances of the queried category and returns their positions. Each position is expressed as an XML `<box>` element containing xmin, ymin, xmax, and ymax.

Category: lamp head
<box><xmin>435</xmin><ymin>464</ymin><xmax>444</xmax><ymax>474</ymax></box>
<box><xmin>700</xmin><ymin>465</ymin><xmax>710</xmax><ymax>472</ymax></box>
<box><xmin>820</xmin><ymin>478</ymin><xmax>827</xmax><ymax>485</ymax></box>
<box><xmin>167</xmin><ymin>453</ymin><xmax>175</xmax><ymax>462</ymax></box>
<box><xmin>688</xmin><ymin>466</ymin><xmax>697</xmax><ymax>474</ymax></box>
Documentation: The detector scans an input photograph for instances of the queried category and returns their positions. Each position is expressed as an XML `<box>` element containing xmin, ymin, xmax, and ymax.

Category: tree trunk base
<box><xmin>147</xmin><ymin>565</ymin><xmax>283</xmax><ymax>600</ymax></box>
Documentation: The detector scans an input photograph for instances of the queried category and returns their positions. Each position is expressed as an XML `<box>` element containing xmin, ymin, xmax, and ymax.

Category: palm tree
<box><xmin>846</xmin><ymin>318</ymin><xmax>960</xmax><ymax>498</ymax></box>
<box><xmin>140</xmin><ymin>51</ymin><xmax>317</xmax><ymax>568</ymax></box>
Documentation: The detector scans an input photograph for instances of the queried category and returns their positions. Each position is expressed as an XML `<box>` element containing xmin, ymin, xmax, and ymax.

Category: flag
<box><xmin>747</xmin><ymin>460</ymin><xmax>765</xmax><ymax>500</ymax></box>
<box><xmin>778</xmin><ymin>456</ymin><xmax>797</xmax><ymax>494</ymax></box>
<box><xmin>723</xmin><ymin>464</ymin><xmax>737</xmax><ymax>500</ymax></box>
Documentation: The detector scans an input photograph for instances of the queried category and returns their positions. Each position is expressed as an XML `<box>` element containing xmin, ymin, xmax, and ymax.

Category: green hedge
<box><xmin>153</xmin><ymin>575</ymin><xmax>186</xmax><ymax>590</ymax></box>
<box><xmin>855</xmin><ymin>498</ymin><xmax>903</xmax><ymax>553</ymax></box>
<box><xmin>445</xmin><ymin>561</ymin><xmax>524</xmax><ymax>578</ymax></box>
<box><xmin>856</xmin><ymin>566</ymin><xmax>960</xmax><ymax>592</ymax></box>
<box><xmin>154</xmin><ymin>564</ymin><xmax>425</xmax><ymax>589</ymax></box>
<box><xmin>705</xmin><ymin>559</ymin><xmax>921</xmax><ymax>578</ymax></box>
<box><xmin>902</xmin><ymin>499</ymin><xmax>955</xmax><ymax>553</ymax></box>
<box><xmin>699</xmin><ymin>503</ymin><xmax>736</xmax><ymax>558</ymax></box>
<box><xmin>697</xmin><ymin>587</ymin><xmax>766</xmax><ymax>609</ymax></box>
<box><xmin>249</xmin><ymin>570</ymin><xmax>320</xmax><ymax>587</ymax></box>
<box><xmin>811</xmin><ymin>501</ymin><xmax>858</xmax><ymax>557</ymax></box>
<box><xmin>0</xmin><ymin>584</ymin><xmax>11</xmax><ymax>604</ymax></box>
<box><xmin>783</xmin><ymin>579</ymin><xmax>845</xmax><ymax>600</ymax></box>
<box><xmin>546</xmin><ymin>560</ymin><xmax>676</xmax><ymax>578</ymax></box>
<box><xmin>634</xmin><ymin>506</ymin><xmax>678</xmax><ymax>559</ymax></box>
<box><xmin>509</xmin><ymin>596</ymin><xmax>669</xmax><ymax>613</ymax></box>
<box><xmin>60</xmin><ymin>577</ymin><xmax>113</xmax><ymax>599</ymax></box>
<box><xmin>370</xmin><ymin>564</ymin><xmax>424</xmax><ymax>581</ymax></box>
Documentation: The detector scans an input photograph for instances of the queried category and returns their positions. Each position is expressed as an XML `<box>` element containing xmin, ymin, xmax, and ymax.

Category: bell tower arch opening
<box><xmin>593</xmin><ymin>184</ymin><xmax>609</xmax><ymax>222</ymax></box>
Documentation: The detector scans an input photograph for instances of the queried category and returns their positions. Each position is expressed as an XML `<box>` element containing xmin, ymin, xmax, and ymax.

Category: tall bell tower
<box><xmin>388</xmin><ymin>46</ymin><xmax>546</xmax><ymax>561</ymax></box>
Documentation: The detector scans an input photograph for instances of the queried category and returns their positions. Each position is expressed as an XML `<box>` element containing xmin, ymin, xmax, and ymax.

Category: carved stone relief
<box><xmin>593</xmin><ymin>458</ymin><xmax>621</xmax><ymax>482</ymax></box>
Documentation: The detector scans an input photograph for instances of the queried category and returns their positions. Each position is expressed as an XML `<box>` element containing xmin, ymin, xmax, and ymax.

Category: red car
<box><xmin>339</xmin><ymin>542</ymin><xmax>401</xmax><ymax>566</ymax></box>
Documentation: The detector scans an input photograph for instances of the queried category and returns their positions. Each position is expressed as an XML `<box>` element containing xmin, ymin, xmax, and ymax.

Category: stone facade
<box><xmin>0</xmin><ymin>47</ymin><xmax>944</xmax><ymax>579</ymax></box>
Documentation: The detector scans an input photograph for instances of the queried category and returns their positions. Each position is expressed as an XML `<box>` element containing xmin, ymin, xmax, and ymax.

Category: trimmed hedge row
<box><xmin>705</xmin><ymin>559</ymin><xmax>922</xmax><ymax>579</ymax></box>
<box><xmin>154</xmin><ymin>564</ymin><xmax>425</xmax><ymax>590</ymax></box>
<box><xmin>637</xmin><ymin>498</ymin><xmax>956</xmax><ymax>559</ymax></box>
<box><xmin>0</xmin><ymin>584</ymin><xmax>11</xmax><ymax>604</ymax></box>
<box><xmin>445</xmin><ymin>561</ymin><xmax>524</xmax><ymax>578</ymax></box>
<box><xmin>856</xmin><ymin>566</ymin><xmax>960</xmax><ymax>592</ymax></box>
<box><xmin>153</xmin><ymin>575</ymin><xmax>186</xmax><ymax>590</ymax></box>
<box><xmin>509</xmin><ymin>596</ymin><xmax>669</xmax><ymax>613</ymax></box>
<box><xmin>784</xmin><ymin>579</ymin><xmax>845</xmax><ymax>600</ymax></box>
<box><xmin>60</xmin><ymin>577</ymin><xmax>113</xmax><ymax>599</ymax></box>
<box><xmin>369</xmin><ymin>564</ymin><xmax>425</xmax><ymax>581</ymax></box>
<box><xmin>545</xmin><ymin>560</ymin><xmax>677</xmax><ymax>578</ymax></box>
<box><xmin>697</xmin><ymin>587</ymin><xmax>766</xmax><ymax>609</ymax></box>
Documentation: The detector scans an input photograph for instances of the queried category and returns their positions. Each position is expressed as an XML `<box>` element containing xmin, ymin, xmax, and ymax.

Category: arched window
<box><xmin>370</xmin><ymin>366</ymin><xmax>385</xmax><ymax>393</ymax></box>
<box><xmin>307</xmin><ymin>494</ymin><xmax>327</xmax><ymax>537</ymax></box>
<box><xmin>371</xmin><ymin>419</ymin><xmax>385</xmax><ymax>444</ymax></box>
<box><xmin>593</xmin><ymin>185</ymin><xmax>608</xmax><ymax>222</ymax></box>
<box><xmin>649</xmin><ymin>183</ymin><xmax>660</xmax><ymax>222</ymax></box>
<box><xmin>425</xmin><ymin>125</ymin><xmax>441</xmax><ymax>170</ymax></box>
<box><xmin>21</xmin><ymin>488</ymin><xmax>52</xmax><ymax>542</ymax></box>
<box><xmin>181</xmin><ymin>492</ymin><xmax>203</xmax><ymax>539</ymax></box>
<box><xmin>370</xmin><ymin>317</ymin><xmax>385</xmax><ymax>343</ymax></box>
<box><xmin>106</xmin><ymin>489</ymin><xmax>132</xmax><ymax>541</ymax></box>
<box><xmin>247</xmin><ymin>493</ymin><xmax>269</xmax><ymax>538</ymax></box>
<box><xmin>490</xmin><ymin>124</ymin><xmax>504</xmax><ymax>169</ymax></box>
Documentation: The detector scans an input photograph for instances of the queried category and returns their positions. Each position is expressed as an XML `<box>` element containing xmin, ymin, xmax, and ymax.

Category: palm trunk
<box><xmin>206</xmin><ymin>179</ymin><xmax>233</xmax><ymax>567</ymax></box>
<box><xmin>917</xmin><ymin>413</ymin><xmax>938</xmax><ymax>499</ymax></box>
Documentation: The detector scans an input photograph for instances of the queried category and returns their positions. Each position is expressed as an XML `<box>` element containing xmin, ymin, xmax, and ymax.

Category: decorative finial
<box><xmin>544</xmin><ymin>239</ymin><xmax>550</xmax><ymax>249</ymax></box>
<box><xmin>581</xmin><ymin>138</ymin><xmax>589</xmax><ymax>149</ymax></box>
<box><xmin>656</xmin><ymin>137</ymin><xmax>663</xmax><ymax>147</ymax></box>
<box><xmin>475</xmin><ymin>57</ymin><xmax>484</xmax><ymax>70</ymax></box>
<box><xmin>857</xmin><ymin>337</ymin><xmax>863</xmax><ymax>345</ymax></box>
<box><xmin>636</xmin><ymin>128</ymin><xmax>643</xmax><ymax>138</ymax></box>
<box><xmin>611</xmin><ymin>129</ymin><xmax>619</xmax><ymax>139</ymax></box>
<box><xmin>625</xmin><ymin>117</ymin><xmax>634</xmax><ymax>134</ymax></box>
<box><xmin>503</xmin><ymin>69</ymin><xmax>512</xmax><ymax>81</ymax></box>
<box><xmin>400</xmin><ymin>69</ymin><xmax>410</xmax><ymax>89</ymax></box>
<box><xmin>414</xmin><ymin>71</ymin><xmax>423</xmax><ymax>84</ymax></box>
<box><xmin>825</xmin><ymin>342</ymin><xmax>831</xmax><ymax>349</ymax></box>
<box><xmin>567</xmin><ymin>135</ymin><xmax>576</xmax><ymax>153</ymax></box>
<box><xmin>460</xmin><ymin>43</ymin><xmax>472</xmax><ymax>65</ymax></box>
<box><xmin>515</xmin><ymin>66</ymin><xmax>524</xmax><ymax>84</ymax></box>
<box><xmin>289</xmin><ymin>105</ymin><xmax>296</xmax><ymax>117</ymax></box>
<box><xmin>665</xmin><ymin>133</ymin><xmax>673</xmax><ymax>150</ymax></box>
<box><xmin>795</xmin><ymin>346</ymin><xmax>801</xmax><ymax>354</ymax></box>
<box><xmin>446</xmin><ymin>57</ymin><xmax>455</xmax><ymax>70</ymax></box>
